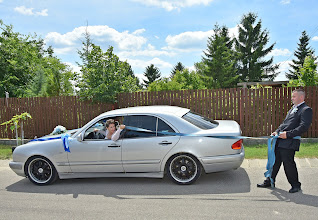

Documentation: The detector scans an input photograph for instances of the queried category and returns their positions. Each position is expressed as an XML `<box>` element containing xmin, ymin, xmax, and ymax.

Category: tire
<box><xmin>167</xmin><ymin>154</ymin><xmax>202</xmax><ymax>185</ymax></box>
<box><xmin>25</xmin><ymin>156</ymin><xmax>58</xmax><ymax>185</ymax></box>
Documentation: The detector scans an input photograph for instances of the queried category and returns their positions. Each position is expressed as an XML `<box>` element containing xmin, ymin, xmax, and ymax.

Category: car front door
<box><xmin>121</xmin><ymin>115</ymin><xmax>180</xmax><ymax>173</ymax></box>
<box><xmin>68</xmin><ymin>118</ymin><xmax>124</xmax><ymax>173</ymax></box>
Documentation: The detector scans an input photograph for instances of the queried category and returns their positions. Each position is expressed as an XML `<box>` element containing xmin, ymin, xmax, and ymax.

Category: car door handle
<box><xmin>108</xmin><ymin>144</ymin><xmax>120</xmax><ymax>148</ymax></box>
<box><xmin>159</xmin><ymin>141</ymin><xmax>172</xmax><ymax>145</ymax></box>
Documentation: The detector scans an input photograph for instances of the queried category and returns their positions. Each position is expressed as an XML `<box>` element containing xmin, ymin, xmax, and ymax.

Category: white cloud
<box><xmin>164</xmin><ymin>26</ymin><xmax>238</xmax><ymax>52</ymax></box>
<box><xmin>45</xmin><ymin>25</ymin><xmax>147</xmax><ymax>51</ymax></box>
<box><xmin>0</xmin><ymin>0</ymin><xmax>3</xmax><ymax>3</ymax></box>
<box><xmin>269</xmin><ymin>48</ymin><xmax>292</xmax><ymax>57</ymax></box>
<box><xmin>54</xmin><ymin>47</ymin><xmax>75</xmax><ymax>55</ymax></box>
<box><xmin>64</xmin><ymin>62</ymin><xmax>81</xmax><ymax>73</ymax></box>
<box><xmin>312</xmin><ymin>36</ymin><xmax>318</xmax><ymax>41</ymax></box>
<box><xmin>280</xmin><ymin>0</ymin><xmax>291</xmax><ymax>5</ymax></box>
<box><xmin>14</xmin><ymin>6</ymin><xmax>48</xmax><ymax>16</ymax></box>
<box><xmin>36</xmin><ymin>9</ymin><xmax>48</xmax><ymax>16</ymax></box>
<box><xmin>164</xmin><ymin>30</ymin><xmax>214</xmax><ymax>52</ymax></box>
<box><xmin>274</xmin><ymin>60</ymin><xmax>292</xmax><ymax>81</ymax></box>
<box><xmin>118</xmin><ymin>44</ymin><xmax>176</xmax><ymax>57</ymax></box>
<box><xmin>126</xmin><ymin>57</ymin><xmax>173</xmax><ymax>70</ymax></box>
<box><xmin>132</xmin><ymin>0</ymin><xmax>215</xmax><ymax>11</ymax></box>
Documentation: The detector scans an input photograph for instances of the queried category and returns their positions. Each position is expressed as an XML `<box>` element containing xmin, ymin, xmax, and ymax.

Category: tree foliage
<box><xmin>288</xmin><ymin>55</ymin><xmax>318</xmax><ymax>87</ymax></box>
<box><xmin>171</xmin><ymin>62</ymin><xmax>185</xmax><ymax>77</ymax></box>
<box><xmin>287</xmin><ymin>31</ymin><xmax>316</xmax><ymax>80</ymax></box>
<box><xmin>148</xmin><ymin>69</ymin><xmax>205</xmax><ymax>91</ymax></box>
<box><xmin>0</xmin><ymin>20</ymin><xmax>75</xmax><ymax>98</ymax></box>
<box><xmin>201</xmin><ymin>25</ymin><xmax>239</xmax><ymax>88</ymax></box>
<box><xmin>77</xmin><ymin>45</ymin><xmax>139</xmax><ymax>102</ymax></box>
<box><xmin>234</xmin><ymin>13</ymin><xmax>279</xmax><ymax>82</ymax></box>
<box><xmin>0</xmin><ymin>20</ymin><xmax>43</xmax><ymax>97</ymax></box>
<box><xmin>143</xmin><ymin>64</ymin><xmax>161</xmax><ymax>88</ymax></box>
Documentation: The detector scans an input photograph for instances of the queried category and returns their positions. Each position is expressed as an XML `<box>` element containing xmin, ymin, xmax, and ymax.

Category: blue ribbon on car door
<box><xmin>30</xmin><ymin>133</ymin><xmax>71</xmax><ymax>152</ymax></box>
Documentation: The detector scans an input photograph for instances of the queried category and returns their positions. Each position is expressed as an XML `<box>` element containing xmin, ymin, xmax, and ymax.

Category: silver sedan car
<box><xmin>10</xmin><ymin>105</ymin><xmax>244</xmax><ymax>185</ymax></box>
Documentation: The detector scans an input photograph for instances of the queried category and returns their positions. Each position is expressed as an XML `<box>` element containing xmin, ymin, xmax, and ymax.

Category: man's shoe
<box><xmin>257</xmin><ymin>179</ymin><xmax>274</xmax><ymax>188</ymax></box>
<box><xmin>289</xmin><ymin>187</ymin><xmax>301</xmax><ymax>193</ymax></box>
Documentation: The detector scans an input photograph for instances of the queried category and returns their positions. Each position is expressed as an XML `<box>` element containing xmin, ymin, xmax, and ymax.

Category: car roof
<box><xmin>100</xmin><ymin>105</ymin><xmax>190</xmax><ymax>118</ymax></box>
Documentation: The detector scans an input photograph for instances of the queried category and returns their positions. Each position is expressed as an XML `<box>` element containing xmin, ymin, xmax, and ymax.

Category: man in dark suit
<box><xmin>257</xmin><ymin>88</ymin><xmax>313</xmax><ymax>193</ymax></box>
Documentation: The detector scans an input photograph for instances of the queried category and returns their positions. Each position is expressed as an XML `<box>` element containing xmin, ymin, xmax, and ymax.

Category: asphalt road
<box><xmin>1</xmin><ymin>159</ymin><xmax>318</xmax><ymax>220</ymax></box>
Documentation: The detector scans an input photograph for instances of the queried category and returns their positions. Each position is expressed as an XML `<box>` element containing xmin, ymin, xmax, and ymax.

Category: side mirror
<box><xmin>77</xmin><ymin>133</ymin><xmax>83</xmax><ymax>142</ymax></box>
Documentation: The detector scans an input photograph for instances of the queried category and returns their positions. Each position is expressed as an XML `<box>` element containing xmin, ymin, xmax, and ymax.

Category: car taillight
<box><xmin>232</xmin><ymin>139</ymin><xmax>243</xmax><ymax>150</ymax></box>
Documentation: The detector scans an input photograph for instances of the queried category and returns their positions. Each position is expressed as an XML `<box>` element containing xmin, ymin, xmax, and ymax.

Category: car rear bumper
<box><xmin>9</xmin><ymin>161</ymin><xmax>25</xmax><ymax>177</ymax></box>
<box><xmin>200</xmin><ymin>150</ymin><xmax>245</xmax><ymax>173</ymax></box>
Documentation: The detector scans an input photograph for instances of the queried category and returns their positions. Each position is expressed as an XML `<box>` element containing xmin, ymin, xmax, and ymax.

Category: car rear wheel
<box><xmin>167</xmin><ymin>154</ymin><xmax>201</xmax><ymax>185</ymax></box>
<box><xmin>25</xmin><ymin>156</ymin><xmax>58</xmax><ymax>185</ymax></box>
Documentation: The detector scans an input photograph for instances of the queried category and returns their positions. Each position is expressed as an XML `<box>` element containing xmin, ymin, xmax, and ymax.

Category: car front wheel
<box><xmin>25</xmin><ymin>156</ymin><xmax>58</xmax><ymax>185</ymax></box>
<box><xmin>167</xmin><ymin>154</ymin><xmax>202</xmax><ymax>185</ymax></box>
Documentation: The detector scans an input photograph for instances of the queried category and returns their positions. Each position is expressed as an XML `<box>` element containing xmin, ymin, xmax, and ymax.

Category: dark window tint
<box><xmin>123</xmin><ymin>115</ymin><xmax>157</xmax><ymax>138</ymax></box>
<box><xmin>157</xmin><ymin>118</ymin><xmax>175</xmax><ymax>136</ymax></box>
<box><xmin>182</xmin><ymin>112</ymin><xmax>219</xmax><ymax>130</ymax></box>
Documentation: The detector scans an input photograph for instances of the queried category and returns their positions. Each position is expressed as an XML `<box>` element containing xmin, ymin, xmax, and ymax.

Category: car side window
<box><xmin>83</xmin><ymin>116</ymin><xmax>124</xmax><ymax>140</ymax></box>
<box><xmin>123</xmin><ymin>115</ymin><xmax>157</xmax><ymax>138</ymax></box>
<box><xmin>157</xmin><ymin>118</ymin><xmax>175</xmax><ymax>136</ymax></box>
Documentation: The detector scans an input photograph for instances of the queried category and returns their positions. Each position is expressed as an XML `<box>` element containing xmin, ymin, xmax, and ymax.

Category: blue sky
<box><xmin>1</xmin><ymin>0</ymin><xmax>318</xmax><ymax>82</ymax></box>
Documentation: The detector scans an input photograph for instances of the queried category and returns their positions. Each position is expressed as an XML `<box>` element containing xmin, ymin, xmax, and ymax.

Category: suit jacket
<box><xmin>275</xmin><ymin>102</ymin><xmax>313</xmax><ymax>151</ymax></box>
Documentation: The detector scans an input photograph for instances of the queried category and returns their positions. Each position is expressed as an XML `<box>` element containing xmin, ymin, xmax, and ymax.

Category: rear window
<box><xmin>182</xmin><ymin>112</ymin><xmax>219</xmax><ymax>130</ymax></box>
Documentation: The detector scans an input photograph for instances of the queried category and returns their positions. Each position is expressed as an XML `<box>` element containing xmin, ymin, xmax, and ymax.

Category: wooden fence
<box><xmin>117</xmin><ymin>87</ymin><xmax>318</xmax><ymax>138</ymax></box>
<box><xmin>0</xmin><ymin>97</ymin><xmax>116</xmax><ymax>139</ymax></box>
<box><xmin>1</xmin><ymin>87</ymin><xmax>317</xmax><ymax>139</ymax></box>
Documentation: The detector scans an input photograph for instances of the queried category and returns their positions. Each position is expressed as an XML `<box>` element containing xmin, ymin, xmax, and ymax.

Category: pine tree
<box><xmin>287</xmin><ymin>31</ymin><xmax>316</xmax><ymax>79</ymax></box>
<box><xmin>235</xmin><ymin>12</ymin><xmax>279</xmax><ymax>82</ymax></box>
<box><xmin>143</xmin><ymin>64</ymin><xmax>161</xmax><ymax>88</ymax></box>
<box><xmin>201</xmin><ymin>24</ymin><xmax>238</xmax><ymax>88</ymax></box>
<box><xmin>170</xmin><ymin>62</ymin><xmax>185</xmax><ymax>77</ymax></box>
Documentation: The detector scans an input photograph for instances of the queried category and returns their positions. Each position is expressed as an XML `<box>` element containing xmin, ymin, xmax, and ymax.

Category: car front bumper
<box><xmin>9</xmin><ymin>161</ymin><xmax>26</xmax><ymax>177</ymax></box>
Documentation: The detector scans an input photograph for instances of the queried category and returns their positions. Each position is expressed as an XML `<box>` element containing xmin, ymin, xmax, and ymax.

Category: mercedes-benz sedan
<box><xmin>10</xmin><ymin>105</ymin><xmax>244</xmax><ymax>185</ymax></box>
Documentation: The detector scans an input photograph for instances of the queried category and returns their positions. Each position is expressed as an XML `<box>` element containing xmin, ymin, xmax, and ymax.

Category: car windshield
<box><xmin>182</xmin><ymin>111</ymin><xmax>219</xmax><ymax>130</ymax></box>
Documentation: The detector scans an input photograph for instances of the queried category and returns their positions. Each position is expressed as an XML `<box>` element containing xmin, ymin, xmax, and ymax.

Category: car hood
<box><xmin>36</xmin><ymin>128</ymin><xmax>80</xmax><ymax>140</ymax></box>
<box><xmin>194</xmin><ymin>120</ymin><xmax>241</xmax><ymax>137</ymax></box>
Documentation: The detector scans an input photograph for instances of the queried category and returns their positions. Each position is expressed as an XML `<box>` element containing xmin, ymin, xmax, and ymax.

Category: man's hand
<box><xmin>271</xmin><ymin>132</ymin><xmax>278</xmax><ymax>137</ymax></box>
<box><xmin>278</xmin><ymin>131</ymin><xmax>287</xmax><ymax>139</ymax></box>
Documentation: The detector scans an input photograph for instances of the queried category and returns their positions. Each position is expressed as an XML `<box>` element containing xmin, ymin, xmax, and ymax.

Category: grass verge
<box><xmin>244</xmin><ymin>142</ymin><xmax>318</xmax><ymax>159</ymax></box>
<box><xmin>0</xmin><ymin>145</ymin><xmax>13</xmax><ymax>160</ymax></box>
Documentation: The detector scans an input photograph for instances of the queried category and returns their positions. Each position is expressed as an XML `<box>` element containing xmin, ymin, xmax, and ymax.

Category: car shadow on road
<box><xmin>271</xmin><ymin>188</ymin><xmax>318</xmax><ymax>208</ymax></box>
<box><xmin>6</xmin><ymin>168</ymin><xmax>250</xmax><ymax>199</ymax></box>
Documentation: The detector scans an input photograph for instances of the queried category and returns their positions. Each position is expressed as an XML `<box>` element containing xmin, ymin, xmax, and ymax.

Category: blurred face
<box><xmin>107</xmin><ymin>123</ymin><xmax>116</xmax><ymax>134</ymax></box>
<box><xmin>291</xmin><ymin>91</ymin><xmax>305</xmax><ymax>106</ymax></box>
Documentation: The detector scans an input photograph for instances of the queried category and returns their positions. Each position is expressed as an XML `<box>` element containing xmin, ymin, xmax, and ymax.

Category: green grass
<box><xmin>0</xmin><ymin>145</ymin><xmax>13</xmax><ymax>160</ymax></box>
<box><xmin>0</xmin><ymin>143</ymin><xmax>318</xmax><ymax>160</ymax></box>
<box><xmin>244</xmin><ymin>142</ymin><xmax>318</xmax><ymax>159</ymax></box>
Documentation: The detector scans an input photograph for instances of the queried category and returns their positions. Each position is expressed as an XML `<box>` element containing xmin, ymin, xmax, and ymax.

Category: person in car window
<box><xmin>102</xmin><ymin>119</ymin><xmax>125</xmax><ymax>141</ymax></box>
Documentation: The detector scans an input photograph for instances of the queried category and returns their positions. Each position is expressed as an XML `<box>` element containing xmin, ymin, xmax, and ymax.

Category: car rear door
<box><xmin>121</xmin><ymin>115</ymin><xmax>180</xmax><ymax>173</ymax></box>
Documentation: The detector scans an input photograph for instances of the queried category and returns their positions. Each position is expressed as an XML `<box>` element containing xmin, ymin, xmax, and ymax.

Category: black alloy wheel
<box><xmin>167</xmin><ymin>154</ymin><xmax>202</xmax><ymax>185</ymax></box>
<box><xmin>25</xmin><ymin>156</ymin><xmax>58</xmax><ymax>185</ymax></box>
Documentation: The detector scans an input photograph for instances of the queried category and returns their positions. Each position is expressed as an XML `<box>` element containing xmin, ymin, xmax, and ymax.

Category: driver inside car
<box><xmin>94</xmin><ymin>119</ymin><xmax>125</xmax><ymax>141</ymax></box>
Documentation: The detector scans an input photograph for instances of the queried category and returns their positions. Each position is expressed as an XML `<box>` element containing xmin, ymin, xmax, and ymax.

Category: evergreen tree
<box><xmin>234</xmin><ymin>13</ymin><xmax>279</xmax><ymax>82</ymax></box>
<box><xmin>287</xmin><ymin>31</ymin><xmax>316</xmax><ymax>79</ymax></box>
<box><xmin>143</xmin><ymin>64</ymin><xmax>161</xmax><ymax>88</ymax></box>
<box><xmin>170</xmin><ymin>62</ymin><xmax>185</xmax><ymax>77</ymax></box>
<box><xmin>201</xmin><ymin>24</ymin><xmax>238</xmax><ymax>88</ymax></box>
